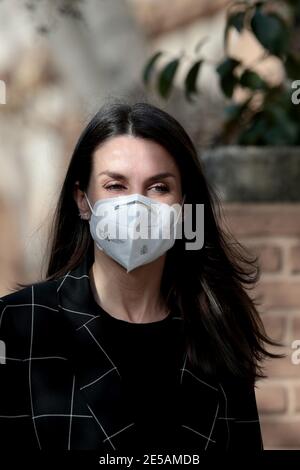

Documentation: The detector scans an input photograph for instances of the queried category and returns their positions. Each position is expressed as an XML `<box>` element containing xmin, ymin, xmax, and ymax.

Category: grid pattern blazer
<box><xmin>0</xmin><ymin>253</ymin><xmax>264</xmax><ymax>451</ymax></box>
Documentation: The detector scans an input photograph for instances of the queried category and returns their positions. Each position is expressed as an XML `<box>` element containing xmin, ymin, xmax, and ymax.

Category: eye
<box><xmin>105</xmin><ymin>184</ymin><xmax>126</xmax><ymax>191</ymax></box>
<box><xmin>151</xmin><ymin>184</ymin><xmax>169</xmax><ymax>193</ymax></box>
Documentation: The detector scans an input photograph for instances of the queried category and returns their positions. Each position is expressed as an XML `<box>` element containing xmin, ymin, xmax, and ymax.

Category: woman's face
<box><xmin>75</xmin><ymin>135</ymin><xmax>183</xmax><ymax>213</ymax></box>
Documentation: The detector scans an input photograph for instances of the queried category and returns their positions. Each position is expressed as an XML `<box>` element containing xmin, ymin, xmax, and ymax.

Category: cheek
<box><xmin>173</xmin><ymin>183</ymin><xmax>183</xmax><ymax>202</ymax></box>
<box><xmin>162</xmin><ymin>194</ymin><xmax>181</xmax><ymax>207</ymax></box>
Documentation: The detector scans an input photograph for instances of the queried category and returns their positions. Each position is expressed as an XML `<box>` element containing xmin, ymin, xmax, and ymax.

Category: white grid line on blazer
<box><xmin>180</xmin><ymin>352</ymin><xmax>187</xmax><ymax>384</ymax></box>
<box><xmin>29</xmin><ymin>286</ymin><xmax>42</xmax><ymax>450</ymax></box>
<box><xmin>0</xmin><ymin>356</ymin><xmax>68</xmax><ymax>362</ymax></box>
<box><xmin>219</xmin><ymin>383</ymin><xmax>230</xmax><ymax>450</ymax></box>
<box><xmin>181</xmin><ymin>368</ymin><xmax>219</xmax><ymax>392</ymax></box>
<box><xmin>86</xmin><ymin>404</ymin><xmax>116</xmax><ymax>451</ymax></box>
<box><xmin>0</xmin><ymin>414</ymin><xmax>93</xmax><ymax>419</ymax></box>
<box><xmin>76</xmin><ymin>315</ymin><xmax>98</xmax><ymax>331</ymax></box>
<box><xmin>68</xmin><ymin>375</ymin><xmax>76</xmax><ymax>450</ymax></box>
<box><xmin>0</xmin><ymin>415</ymin><xmax>31</xmax><ymax>418</ymax></box>
<box><xmin>57</xmin><ymin>273</ymin><xmax>90</xmax><ymax>292</ymax></box>
<box><xmin>58</xmin><ymin>305</ymin><xmax>96</xmax><ymax>318</ymax></box>
<box><xmin>0</xmin><ymin>303</ymin><xmax>59</xmax><ymax>330</ymax></box>
<box><xmin>83</xmin><ymin>324</ymin><xmax>121</xmax><ymax>376</ymax></box>
<box><xmin>205</xmin><ymin>402</ymin><xmax>219</xmax><ymax>450</ymax></box>
<box><xmin>33</xmin><ymin>414</ymin><xmax>92</xmax><ymax>419</ymax></box>
<box><xmin>181</xmin><ymin>425</ymin><xmax>216</xmax><ymax>444</ymax></box>
<box><xmin>80</xmin><ymin>366</ymin><xmax>117</xmax><ymax>391</ymax></box>
<box><xmin>102</xmin><ymin>422</ymin><xmax>135</xmax><ymax>443</ymax></box>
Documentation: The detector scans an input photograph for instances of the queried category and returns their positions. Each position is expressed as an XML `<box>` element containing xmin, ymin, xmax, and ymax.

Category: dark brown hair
<box><xmin>44</xmin><ymin>100</ymin><xmax>283</xmax><ymax>384</ymax></box>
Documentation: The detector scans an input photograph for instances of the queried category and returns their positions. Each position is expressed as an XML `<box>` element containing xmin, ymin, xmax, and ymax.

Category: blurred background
<box><xmin>0</xmin><ymin>0</ymin><xmax>300</xmax><ymax>450</ymax></box>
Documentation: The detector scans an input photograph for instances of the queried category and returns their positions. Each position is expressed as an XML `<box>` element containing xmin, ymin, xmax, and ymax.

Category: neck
<box><xmin>89</xmin><ymin>247</ymin><xmax>169</xmax><ymax>323</ymax></box>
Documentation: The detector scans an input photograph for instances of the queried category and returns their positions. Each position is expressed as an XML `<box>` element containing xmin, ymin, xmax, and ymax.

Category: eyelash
<box><xmin>105</xmin><ymin>184</ymin><xmax>169</xmax><ymax>193</ymax></box>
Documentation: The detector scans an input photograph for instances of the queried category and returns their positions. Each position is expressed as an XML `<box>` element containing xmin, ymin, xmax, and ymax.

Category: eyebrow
<box><xmin>97</xmin><ymin>171</ymin><xmax>176</xmax><ymax>183</ymax></box>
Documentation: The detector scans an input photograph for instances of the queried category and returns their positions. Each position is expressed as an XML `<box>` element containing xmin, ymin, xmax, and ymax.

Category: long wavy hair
<box><xmin>44</xmin><ymin>100</ymin><xmax>282</xmax><ymax>384</ymax></box>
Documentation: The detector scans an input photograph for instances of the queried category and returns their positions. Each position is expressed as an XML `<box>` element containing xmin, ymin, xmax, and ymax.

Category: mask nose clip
<box><xmin>114</xmin><ymin>200</ymin><xmax>149</xmax><ymax>210</ymax></box>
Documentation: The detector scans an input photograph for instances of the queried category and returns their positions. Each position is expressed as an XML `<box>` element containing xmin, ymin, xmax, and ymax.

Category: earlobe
<box><xmin>79</xmin><ymin>211</ymin><xmax>90</xmax><ymax>220</ymax></box>
<box><xmin>73</xmin><ymin>183</ymin><xmax>91</xmax><ymax>218</ymax></box>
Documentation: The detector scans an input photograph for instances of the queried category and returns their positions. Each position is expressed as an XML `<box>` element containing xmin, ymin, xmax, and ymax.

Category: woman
<box><xmin>0</xmin><ymin>101</ymin><xmax>281</xmax><ymax>453</ymax></box>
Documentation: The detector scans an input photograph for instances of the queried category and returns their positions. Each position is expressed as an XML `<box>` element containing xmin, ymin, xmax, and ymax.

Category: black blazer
<box><xmin>0</xmin><ymin>253</ymin><xmax>263</xmax><ymax>452</ymax></box>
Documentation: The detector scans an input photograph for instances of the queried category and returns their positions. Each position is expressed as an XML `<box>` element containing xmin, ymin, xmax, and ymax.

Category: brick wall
<box><xmin>223</xmin><ymin>204</ymin><xmax>300</xmax><ymax>450</ymax></box>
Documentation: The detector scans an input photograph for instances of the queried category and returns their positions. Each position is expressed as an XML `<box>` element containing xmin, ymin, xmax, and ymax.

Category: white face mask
<box><xmin>84</xmin><ymin>192</ymin><xmax>185</xmax><ymax>273</ymax></box>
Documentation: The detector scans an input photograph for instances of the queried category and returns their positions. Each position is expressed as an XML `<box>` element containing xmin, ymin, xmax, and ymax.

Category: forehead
<box><xmin>92</xmin><ymin>135</ymin><xmax>180</xmax><ymax>174</ymax></box>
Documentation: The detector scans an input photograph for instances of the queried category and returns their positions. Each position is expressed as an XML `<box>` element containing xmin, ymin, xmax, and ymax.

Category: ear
<box><xmin>74</xmin><ymin>181</ymin><xmax>91</xmax><ymax>219</ymax></box>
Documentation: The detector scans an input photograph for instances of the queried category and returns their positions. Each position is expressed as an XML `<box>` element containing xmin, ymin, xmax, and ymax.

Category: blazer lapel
<box><xmin>57</xmin><ymin>251</ymin><xmax>220</xmax><ymax>451</ymax></box>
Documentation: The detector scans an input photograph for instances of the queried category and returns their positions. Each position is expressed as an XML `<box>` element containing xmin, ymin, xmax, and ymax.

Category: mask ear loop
<box><xmin>84</xmin><ymin>192</ymin><xmax>95</xmax><ymax>215</ymax></box>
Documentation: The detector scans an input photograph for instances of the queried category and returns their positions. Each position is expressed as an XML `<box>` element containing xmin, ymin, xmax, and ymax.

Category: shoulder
<box><xmin>0</xmin><ymin>279</ymin><xmax>59</xmax><ymax>340</ymax></box>
<box><xmin>217</xmin><ymin>374</ymin><xmax>259</xmax><ymax>420</ymax></box>
<box><xmin>0</xmin><ymin>277</ymin><xmax>58</xmax><ymax>306</ymax></box>
<box><xmin>218</xmin><ymin>373</ymin><xmax>256</xmax><ymax>399</ymax></box>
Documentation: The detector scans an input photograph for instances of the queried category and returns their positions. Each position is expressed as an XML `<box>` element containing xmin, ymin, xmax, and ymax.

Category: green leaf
<box><xmin>238</xmin><ymin>114</ymin><xmax>268</xmax><ymax>145</ymax></box>
<box><xmin>238</xmin><ymin>96</ymin><xmax>300</xmax><ymax>145</ymax></box>
<box><xmin>239</xmin><ymin>69</ymin><xmax>268</xmax><ymax>90</ymax></box>
<box><xmin>221</xmin><ymin>76</ymin><xmax>239</xmax><ymax>99</ymax></box>
<box><xmin>250</xmin><ymin>9</ymin><xmax>289</xmax><ymax>57</ymax></box>
<box><xmin>143</xmin><ymin>51</ymin><xmax>163</xmax><ymax>84</ymax></box>
<box><xmin>224</xmin><ymin>99</ymin><xmax>249</xmax><ymax>120</ymax></box>
<box><xmin>265</xmin><ymin>104</ymin><xmax>300</xmax><ymax>144</ymax></box>
<box><xmin>157</xmin><ymin>58</ymin><xmax>180</xmax><ymax>99</ymax></box>
<box><xmin>216</xmin><ymin>58</ymin><xmax>240</xmax><ymax>98</ymax></box>
<box><xmin>224</xmin><ymin>11</ymin><xmax>245</xmax><ymax>47</ymax></box>
<box><xmin>184</xmin><ymin>60</ymin><xmax>203</xmax><ymax>102</ymax></box>
<box><xmin>216</xmin><ymin>57</ymin><xmax>240</xmax><ymax>77</ymax></box>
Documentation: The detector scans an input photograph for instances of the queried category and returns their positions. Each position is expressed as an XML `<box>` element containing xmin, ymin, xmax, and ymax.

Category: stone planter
<box><xmin>201</xmin><ymin>146</ymin><xmax>300</xmax><ymax>202</ymax></box>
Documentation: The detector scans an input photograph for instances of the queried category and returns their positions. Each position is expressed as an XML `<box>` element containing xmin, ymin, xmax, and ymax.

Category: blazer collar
<box><xmin>57</xmin><ymin>251</ymin><xmax>220</xmax><ymax>451</ymax></box>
